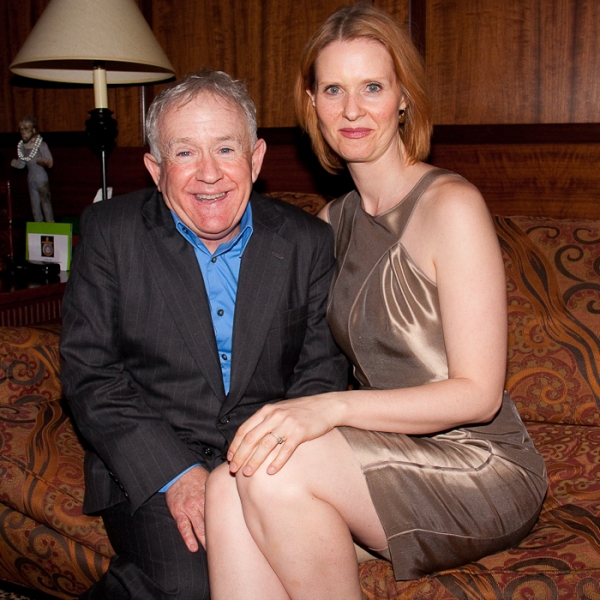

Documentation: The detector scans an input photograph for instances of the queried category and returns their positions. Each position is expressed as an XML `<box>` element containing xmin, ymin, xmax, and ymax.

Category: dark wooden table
<box><xmin>0</xmin><ymin>268</ymin><xmax>68</xmax><ymax>327</ymax></box>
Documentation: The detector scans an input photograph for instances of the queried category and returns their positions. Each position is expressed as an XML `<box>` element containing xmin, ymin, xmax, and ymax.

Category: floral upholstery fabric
<box><xmin>497</xmin><ymin>217</ymin><xmax>600</xmax><ymax>426</ymax></box>
<box><xmin>0</xmin><ymin>326</ymin><xmax>112</xmax><ymax>598</ymax></box>
<box><xmin>0</xmin><ymin>205</ymin><xmax>599</xmax><ymax>599</ymax></box>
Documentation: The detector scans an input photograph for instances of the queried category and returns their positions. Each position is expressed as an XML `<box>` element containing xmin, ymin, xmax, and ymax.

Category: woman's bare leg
<box><xmin>235</xmin><ymin>428</ymin><xmax>387</xmax><ymax>600</ymax></box>
<box><xmin>205</xmin><ymin>463</ymin><xmax>290</xmax><ymax>600</ymax></box>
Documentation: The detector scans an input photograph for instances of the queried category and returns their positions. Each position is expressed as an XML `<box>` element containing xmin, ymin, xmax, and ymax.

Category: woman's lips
<box><xmin>339</xmin><ymin>128</ymin><xmax>372</xmax><ymax>139</ymax></box>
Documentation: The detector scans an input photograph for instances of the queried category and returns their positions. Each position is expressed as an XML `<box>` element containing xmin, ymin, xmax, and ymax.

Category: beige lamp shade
<box><xmin>10</xmin><ymin>0</ymin><xmax>175</xmax><ymax>92</ymax></box>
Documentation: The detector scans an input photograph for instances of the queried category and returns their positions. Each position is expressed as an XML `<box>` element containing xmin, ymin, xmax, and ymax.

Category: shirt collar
<box><xmin>171</xmin><ymin>201</ymin><xmax>253</xmax><ymax>257</ymax></box>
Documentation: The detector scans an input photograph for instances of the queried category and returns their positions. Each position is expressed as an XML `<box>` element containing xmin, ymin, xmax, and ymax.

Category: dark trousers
<box><xmin>81</xmin><ymin>493</ymin><xmax>209</xmax><ymax>600</ymax></box>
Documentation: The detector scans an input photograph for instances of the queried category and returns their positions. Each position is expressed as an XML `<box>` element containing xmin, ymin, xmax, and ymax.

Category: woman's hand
<box><xmin>228</xmin><ymin>393</ymin><xmax>342</xmax><ymax>476</ymax></box>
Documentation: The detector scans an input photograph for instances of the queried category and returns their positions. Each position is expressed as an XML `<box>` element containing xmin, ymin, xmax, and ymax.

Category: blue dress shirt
<box><xmin>159</xmin><ymin>203</ymin><xmax>253</xmax><ymax>492</ymax></box>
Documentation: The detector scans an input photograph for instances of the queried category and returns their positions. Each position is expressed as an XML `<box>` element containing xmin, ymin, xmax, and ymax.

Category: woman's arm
<box><xmin>229</xmin><ymin>179</ymin><xmax>508</xmax><ymax>476</ymax></box>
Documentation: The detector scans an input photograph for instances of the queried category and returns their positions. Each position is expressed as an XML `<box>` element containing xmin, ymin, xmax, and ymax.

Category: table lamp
<box><xmin>9</xmin><ymin>0</ymin><xmax>175</xmax><ymax>201</ymax></box>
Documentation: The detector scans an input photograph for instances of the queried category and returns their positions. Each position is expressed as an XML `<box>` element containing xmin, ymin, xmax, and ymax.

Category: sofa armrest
<box><xmin>0</xmin><ymin>326</ymin><xmax>62</xmax><ymax>405</ymax></box>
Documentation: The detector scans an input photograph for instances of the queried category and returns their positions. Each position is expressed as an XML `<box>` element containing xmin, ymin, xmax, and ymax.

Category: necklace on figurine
<box><xmin>17</xmin><ymin>135</ymin><xmax>43</xmax><ymax>162</ymax></box>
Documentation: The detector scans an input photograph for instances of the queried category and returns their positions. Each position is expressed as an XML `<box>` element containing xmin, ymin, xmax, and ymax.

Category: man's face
<box><xmin>144</xmin><ymin>93</ymin><xmax>266</xmax><ymax>253</ymax></box>
<box><xmin>19</xmin><ymin>121</ymin><xmax>36</xmax><ymax>143</ymax></box>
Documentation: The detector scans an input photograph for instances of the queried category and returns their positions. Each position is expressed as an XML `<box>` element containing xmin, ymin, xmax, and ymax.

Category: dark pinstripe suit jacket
<box><xmin>60</xmin><ymin>188</ymin><xmax>347</xmax><ymax>515</ymax></box>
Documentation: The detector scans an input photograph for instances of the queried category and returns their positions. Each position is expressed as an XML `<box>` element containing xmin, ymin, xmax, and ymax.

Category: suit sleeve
<box><xmin>60</xmin><ymin>206</ymin><xmax>200</xmax><ymax>513</ymax></box>
<box><xmin>284</xmin><ymin>220</ymin><xmax>348</xmax><ymax>398</ymax></box>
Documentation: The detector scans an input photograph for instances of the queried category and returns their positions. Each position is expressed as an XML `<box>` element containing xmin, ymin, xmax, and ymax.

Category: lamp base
<box><xmin>85</xmin><ymin>108</ymin><xmax>118</xmax><ymax>201</ymax></box>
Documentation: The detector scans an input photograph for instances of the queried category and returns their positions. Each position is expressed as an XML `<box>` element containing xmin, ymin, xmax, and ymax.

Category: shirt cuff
<box><xmin>158</xmin><ymin>463</ymin><xmax>202</xmax><ymax>493</ymax></box>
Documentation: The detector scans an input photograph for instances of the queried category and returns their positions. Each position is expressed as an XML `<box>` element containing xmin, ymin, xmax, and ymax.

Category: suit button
<box><xmin>204</xmin><ymin>447</ymin><xmax>213</xmax><ymax>456</ymax></box>
<box><xmin>219</xmin><ymin>415</ymin><xmax>230</xmax><ymax>424</ymax></box>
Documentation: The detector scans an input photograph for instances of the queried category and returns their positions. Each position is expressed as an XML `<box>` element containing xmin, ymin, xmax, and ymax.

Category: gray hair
<box><xmin>146</xmin><ymin>70</ymin><xmax>258</xmax><ymax>162</ymax></box>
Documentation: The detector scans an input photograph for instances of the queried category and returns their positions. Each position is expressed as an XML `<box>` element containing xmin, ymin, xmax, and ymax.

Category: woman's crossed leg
<box><xmin>205</xmin><ymin>428</ymin><xmax>387</xmax><ymax>600</ymax></box>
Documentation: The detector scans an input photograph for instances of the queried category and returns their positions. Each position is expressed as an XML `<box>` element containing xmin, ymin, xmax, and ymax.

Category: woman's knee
<box><xmin>235</xmin><ymin>438</ymin><xmax>325</xmax><ymax>512</ymax></box>
<box><xmin>205</xmin><ymin>462</ymin><xmax>237</xmax><ymax>515</ymax></box>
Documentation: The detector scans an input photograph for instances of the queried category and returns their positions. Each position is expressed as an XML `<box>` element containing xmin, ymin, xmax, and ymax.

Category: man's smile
<box><xmin>193</xmin><ymin>192</ymin><xmax>228</xmax><ymax>202</ymax></box>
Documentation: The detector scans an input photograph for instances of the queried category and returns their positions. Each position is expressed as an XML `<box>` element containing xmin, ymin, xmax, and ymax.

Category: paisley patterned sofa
<box><xmin>1</xmin><ymin>193</ymin><xmax>599</xmax><ymax>599</ymax></box>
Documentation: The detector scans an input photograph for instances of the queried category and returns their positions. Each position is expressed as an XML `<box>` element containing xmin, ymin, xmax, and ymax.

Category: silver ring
<box><xmin>268</xmin><ymin>431</ymin><xmax>284</xmax><ymax>445</ymax></box>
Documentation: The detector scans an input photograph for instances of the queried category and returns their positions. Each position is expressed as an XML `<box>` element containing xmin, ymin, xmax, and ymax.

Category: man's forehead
<box><xmin>170</xmin><ymin>92</ymin><xmax>242</xmax><ymax>121</ymax></box>
<box><xmin>170</xmin><ymin>132</ymin><xmax>242</xmax><ymax>145</ymax></box>
<box><xmin>160</xmin><ymin>93</ymin><xmax>250</xmax><ymax>145</ymax></box>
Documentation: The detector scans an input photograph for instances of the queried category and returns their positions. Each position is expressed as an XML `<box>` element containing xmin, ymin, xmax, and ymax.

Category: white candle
<box><xmin>93</xmin><ymin>66</ymin><xmax>108</xmax><ymax>109</ymax></box>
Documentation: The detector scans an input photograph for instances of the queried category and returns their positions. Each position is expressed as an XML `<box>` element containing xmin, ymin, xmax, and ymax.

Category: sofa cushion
<box><xmin>0</xmin><ymin>395</ymin><xmax>111</xmax><ymax>557</ymax></box>
<box><xmin>358</xmin><ymin>421</ymin><xmax>600</xmax><ymax>599</ymax></box>
<box><xmin>496</xmin><ymin>217</ymin><xmax>600</xmax><ymax>426</ymax></box>
<box><xmin>0</xmin><ymin>503</ymin><xmax>110</xmax><ymax>599</ymax></box>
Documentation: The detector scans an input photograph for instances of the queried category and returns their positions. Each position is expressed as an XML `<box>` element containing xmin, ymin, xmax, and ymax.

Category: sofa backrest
<box><xmin>497</xmin><ymin>216</ymin><xmax>600</xmax><ymax>426</ymax></box>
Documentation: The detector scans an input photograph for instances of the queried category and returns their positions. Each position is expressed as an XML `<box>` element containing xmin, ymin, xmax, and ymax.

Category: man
<box><xmin>11</xmin><ymin>115</ymin><xmax>54</xmax><ymax>222</ymax></box>
<box><xmin>60</xmin><ymin>70</ymin><xmax>347</xmax><ymax>600</ymax></box>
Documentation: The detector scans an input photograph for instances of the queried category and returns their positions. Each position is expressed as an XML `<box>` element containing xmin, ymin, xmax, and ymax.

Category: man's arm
<box><xmin>60</xmin><ymin>204</ymin><xmax>200</xmax><ymax>513</ymax></box>
<box><xmin>285</xmin><ymin>219</ymin><xmax>348</xmax><ymax>398</ymax></box>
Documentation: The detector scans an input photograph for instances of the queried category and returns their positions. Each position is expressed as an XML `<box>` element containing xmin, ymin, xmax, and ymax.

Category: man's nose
<box><xmin>195</xmin><ymin>154</ymin><xmax>223</xmax><ymax>183</ymax></box>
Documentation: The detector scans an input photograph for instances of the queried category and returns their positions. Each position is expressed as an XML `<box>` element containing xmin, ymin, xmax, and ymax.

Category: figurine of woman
<box><xmin>11</xmin><ymin>115</ymin><xmax>54</xmax><ymax>222</ymax></box>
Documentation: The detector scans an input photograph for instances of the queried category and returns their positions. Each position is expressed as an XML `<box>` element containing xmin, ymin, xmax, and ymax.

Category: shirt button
<box><xmin>217</xmin><ymin>309</ymin><xmax>224</xmax><ymax>316</ymax></box>
<box><xmin>204</xmin><ymin>447</ymin><xmax>213</xmax><ymax>456</ymax></box>
<box><xmin>211</xmin><ymin>256</ymin><xmax>217</xmax><ymax>263</ymax></box>
<box><xmin>219</xmin><ymin>415</ymin><xmax>230</xmax><ymax>424</ymax></box>
<box><xmin>221</xmin><ymin>354</ymin><xmax>228</xmax><ymax>360</ymax></box>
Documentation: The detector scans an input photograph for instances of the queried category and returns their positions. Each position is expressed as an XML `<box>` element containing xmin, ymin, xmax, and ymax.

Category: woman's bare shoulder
<box><xmin>317</xmin><ymin>202</ymin><xmax>330</xmax><ymax>223</ymax></box>
<box><xmin>420</xmin><ymin>172</ymin><xmax>491</xmax><ymax>232</ymax></box>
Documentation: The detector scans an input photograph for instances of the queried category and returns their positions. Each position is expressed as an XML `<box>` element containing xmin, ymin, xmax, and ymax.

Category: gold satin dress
<box><xmin>327</xmin><ymin>168</ymin><xmax>547</xmax><ymax>580</ymax></box>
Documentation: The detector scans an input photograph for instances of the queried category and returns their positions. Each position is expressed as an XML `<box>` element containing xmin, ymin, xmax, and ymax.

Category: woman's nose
<box><xmin>342</xmin><ymin>92</ymin><xmax>364</xmax><ymax>121</ymax></box>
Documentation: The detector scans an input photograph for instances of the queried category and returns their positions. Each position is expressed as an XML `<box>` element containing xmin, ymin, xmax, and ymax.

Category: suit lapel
<box><xmin>224</xmin><ymin>193</ymin><xmax>290</xmax><ymax>413</ymax></box>
<box><xmin>140</xmin><ymin>192</ymin><xmax>225</xmax><ymax>399</ymax></box>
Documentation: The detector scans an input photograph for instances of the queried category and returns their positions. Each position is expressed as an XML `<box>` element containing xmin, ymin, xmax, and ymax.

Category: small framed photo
<box><xmin>26</xmin><ymin>222</ymin><xmax>72</xmax><ymax>271</ymax></box>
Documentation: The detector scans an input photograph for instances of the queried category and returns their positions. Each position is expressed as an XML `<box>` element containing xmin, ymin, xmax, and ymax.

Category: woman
<box><xmin>205</xmin><ymin>5</ymin><xmax>547</xmax><ymax>599</ymax></box>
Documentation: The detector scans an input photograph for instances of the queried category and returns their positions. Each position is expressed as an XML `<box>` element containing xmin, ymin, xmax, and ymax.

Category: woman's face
<box><xmin>308</xmin><ymin>38</ymin><xmax>405</xmax><ymax>166</ymax></box>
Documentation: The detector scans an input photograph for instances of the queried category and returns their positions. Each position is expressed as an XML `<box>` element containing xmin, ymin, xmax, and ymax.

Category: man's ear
<box><xmin>144</xmin><ymin>153</ymin><xmax>162</xmax><ymax>190</ymax></box>
<box><xmin>251</xmin><ymin>138</ymin><xmax>267</xmax><ymax>183</ymax></box>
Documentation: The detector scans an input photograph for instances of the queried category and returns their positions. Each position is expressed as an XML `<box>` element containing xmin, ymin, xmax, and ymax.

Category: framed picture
<box><xmin>26</xmin><ymin>222</ymin><xmax>72</xmax><ymax>271</ymax></box>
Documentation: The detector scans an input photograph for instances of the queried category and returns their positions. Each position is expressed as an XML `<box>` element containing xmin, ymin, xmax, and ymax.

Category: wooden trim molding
<box><xmin>432</xmin><ymin>123</ymin><xmax>600</xmax><ymax>145</ymax></box>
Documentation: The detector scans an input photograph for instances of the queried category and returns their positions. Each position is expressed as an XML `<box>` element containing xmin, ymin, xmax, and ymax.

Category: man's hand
<box><xmin>165</xmin><ymin>465</ymin><xmax>210</xmax><ymax>552</ymax></box>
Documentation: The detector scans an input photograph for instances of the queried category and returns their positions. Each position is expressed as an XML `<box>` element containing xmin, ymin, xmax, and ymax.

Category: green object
<box><xmin>26</xmin><ymin>221</ymin><xmax>73</xmax><ymax>270</ymax></box>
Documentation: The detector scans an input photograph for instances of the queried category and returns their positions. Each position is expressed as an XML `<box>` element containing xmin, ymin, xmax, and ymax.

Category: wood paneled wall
<box><xmin>1</xmin><ymin>0</ymin><xmax>599</xmax><ymax>225</ymax></box>
<box><xmin>426</xmin><ymin>0</ymin><xmax>600</xmax><ymax>124</ymax></box>
<box><xmin>3</xmin><ymin>0</ymin><xmax>598</xmax><ymax>147</ymax></box>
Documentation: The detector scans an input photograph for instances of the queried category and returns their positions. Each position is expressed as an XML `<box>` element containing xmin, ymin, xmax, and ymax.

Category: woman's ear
<box><xmin>306</xmin><ymin>88</ymin><xmax>316</xmax><ymax>107</ymax></box>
